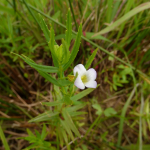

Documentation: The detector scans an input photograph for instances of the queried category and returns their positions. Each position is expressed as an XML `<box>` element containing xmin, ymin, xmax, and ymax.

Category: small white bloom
<box><xmin>73</xmin><ymin>64</ymin><xmax>97</xmax><ymax>89</ymax></box>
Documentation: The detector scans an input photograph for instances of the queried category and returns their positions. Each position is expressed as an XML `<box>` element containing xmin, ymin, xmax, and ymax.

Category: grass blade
<box><xmin>63</xmin><ymin>109</ymin><xmax>80</xmax><ymax>137</ymax></box>
<box><xmin>117</xmin><ymin>84</ymin><xmax>139</xmax><ymax>148</ymax></box>
<box><xmin>0</xmin><ymin>125</ymin><xmax>10</xmax><ymax>150</ymax></box>
<box><xmin>68</xmin><ymin>0</ymin><xmax>78</xmax><ymax>30</ymax></box>
<box><xmin>65</xmin><ymin>9</ymin><xmax>72</xmax><ymax>46</ymax></box>
<box><xmin>29</xmin><ymin>111</ymin><xmax>59</xmax><ymax>123</ymax></box>
<box><xmin>38</xmin><ymin>14</ymin><xmax>50</xmax><ymax>43</ymax></box>
<box><xmin>23</xmin><ymin>0</ymin><xmax>40</xmax><ymax>27</ymax></box>
<box><xmin>71</xmin><ymin>84</ymin><xmax>100</xmax><ymax>102</ymax></box>
<box><xmin>93</xmin><ymin>2</ymin><xmax>150</xmax><ymax>36</ymax></box>
<box><xmin>63</xmin><ymin>24</ymin><xmax>82</xmax><ymax>71</ymax></box>
<box><xmin>106</xmin><ymin>0</ymin><xmax>113</xmax><ymax>23</ymax></box>
<box><xmin>85</xmin><ymin>48</ymin><xmax>98</xmax><ymax>69</ymax></box>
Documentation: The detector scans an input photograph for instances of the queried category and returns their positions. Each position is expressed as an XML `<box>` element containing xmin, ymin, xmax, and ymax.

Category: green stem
<box><xmin>85</xmin><ymin>115</ymin><xmax>101</xmax><ymax>137</ymax></box>
<box><xmin>59</xmin><ymin>66</ymin><xmax>66</xmax><ymax>95</ymax></box>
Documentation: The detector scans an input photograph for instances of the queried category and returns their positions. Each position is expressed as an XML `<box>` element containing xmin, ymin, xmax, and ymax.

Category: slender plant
<box><xmin>13</xmin><ymin>10</ymin><xmax>98</xmax><ymax>149</ymax></box>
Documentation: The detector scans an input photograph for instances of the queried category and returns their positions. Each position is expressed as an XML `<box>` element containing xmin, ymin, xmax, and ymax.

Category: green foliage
<box><xmin>53</xmin><ymin>40</ymin><xmax>70</xmax><ymax>65</ymax></box>
<box><xmin>92</xmin><ymin>104</ymin><xmax>103</xmax><ymax>116</ymax></box>
<box><xmin>104</xmin><ymin>107</ymin><xmax>117</xmax><ymax>117</ymax></box>
<box><xmin>22</xmin><ymin>125</ymin><xmax>56</xmax><ymax>150</ymax></box>
<box><xmin>29</xmin><ymin>111</ymin><xmax>59</xmax><ymax>123</ymax></box>
<box><xmin>92</xmin><ymin>101</ymin><xmax>117</xmax><ymax>117</ymax></box>
<box><xmin>112</xmin><ymin>65</ymin><xmax>133</xmax><ymax>91</ymax></box>
<box><xmin>1</xmin><ymin>0</ymin><xmax>150</xmax><ymax>149</ymax></box>
<box><xmin>93</xmin><ymin>2</ymin><xmax>150</xmax><ymax>36</ymax></box>
<box><xmin>10</xmin><ymin>9</ymin><xmax>99</xmax><ymax>147</ymax></box>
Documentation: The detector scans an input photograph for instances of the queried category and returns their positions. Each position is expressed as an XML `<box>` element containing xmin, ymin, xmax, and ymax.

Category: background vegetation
<box><xmin>0</xmin><ymin>0</ymin><xmax>150</xmax><ymax>149</ymax></box>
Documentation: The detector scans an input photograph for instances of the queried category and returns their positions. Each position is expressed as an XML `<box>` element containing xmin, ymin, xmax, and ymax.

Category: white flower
<box><xmin>73</xmin><ymin>64</ymin><xmax>97</xmax><ymax>89</ymax></box>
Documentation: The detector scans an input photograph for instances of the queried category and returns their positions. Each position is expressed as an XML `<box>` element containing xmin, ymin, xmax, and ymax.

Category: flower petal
<box><xmin>84</xmin><ymin>80</ymin><xmax>97</xmax><ymax>88</ymax></box>
<box><xmin>74</xmin><ymin>76</ymin><xmax>85</xmax><ymax>89</ymax></box>
<box><xmin>86</xmin><ymin>68</ymin><xmax>97</xmax><ymax>80</ymax></box>
<box><xmin>73</xmin><ymin>64</ymin><xmax>86</xmax><ymax>77</ymax></box>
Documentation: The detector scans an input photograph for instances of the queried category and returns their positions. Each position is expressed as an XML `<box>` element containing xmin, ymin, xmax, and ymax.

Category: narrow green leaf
<box><xmin>42</xmin><ymin>100</ymin><xmax>63</xmax><ymax>107</ymax></box>
<box><xmin>12</xmin><ymin>53</ymin><xmax>58</xmax><ymax>73</ymax></box>
<box><xmin>65</xmin><ymin>9</ymin><xmax>72</xmax><ymax>46</ymax></box>
<box><xmin>57</xmin><ymin>78</ymin><xmax>72</xmax><ymax>86</ymax></box>
<box><xmin>93</xmin><ymin>2</ymin><xmax>150</xmax><ymax>36</ymax></box>
<box><xmin>63</xmin><ymin>24</ymin><xmax>82</xmax><ymax>70</ymax></box>
<box><xmin>66</xmin><ymin>103</ymin><xmax>86</xmax><ymax>113</ymax></box>
<box><xmin>26</xmin><ymin>128</ymin><xmax>36</xmax><ymax>138</ymax></box>
<box><xmin>85</xmin><ymin>48</ymin><xmax>98</xmax><ymax>69</ymax></box>
<box><xmin>41</xmin><ymin>124</ymin><xmax>47</xmax><ymax>140</ymax></box>
<box><xmin>85</xmin><ymin>32</ymin><xmax>111</xmax><ymax>42</ymax></box>
<box><xmin>57</xmin><ymin>126</ymin><xmax>64</xmax><ymax>146</ymax></box>
<box><xmin>35</xmin><ymin>130</ymin><xmax>41</xmax><ymax>138</ymax></box>
<box><xmin>38</xmin><ymin>71</ymin><xmax>60</xmax><ymax>86</ymax></box>
<box><xmin>63</xmin><ymin>109</ymin><xmax>80</xmax><ymax>137</ymax></box>
<box><xmin>106</xmin><ymin>0</ymin><xmax>113</xmax><ymax>23</ymax></box>
<box><xmin>60</xmin><ymin>119</ymin><xmax>74</xmax><ymax>141</ymax></box>
<box><xmin>62</xmin><ymin>95</ymin><xmax>72</xmax><ymax>105</ymax></box>
<box><xmin>29</xmin><ymin>111</ymin><xmax>59</xmax><ymax>123</ymax></box>
<box><xmin>71</xmin><ymin>85</ymin><xmax>100</xmax><ymax>102</ymax></box>
<box><xmin>38</xmin><ymin>14</ymin><xmax>50</xmax><ymax>43</ymax></box>
<box><xmin>62</xmin><ymin>39</ymin><xmax>70</xmax><ymax>64</ymax></box>
<box><xmin>23</xmin><ymin>0</ymin><xmax>40</xmax><ymax>28</ymax></box>
<box><xmin>49</xmin><ymin>27</ymin><xmax>55</xmax><ymax>51</ymax></box>
<box><xmin>0</xmin><ymin>125</ymin><xmax>10</xmax><ymax>150</ymax></box>
<box><xmin>61</xmin><ymin>128</ymin><xmax>68</xmax><ymax>144</ymax></box>
<box><xmin>48</xmin><ymin>27</ymin><xmax>59</xmax><ymax>67</ymax></box>
<box><xmin>123</xmin><ymin>144</ymin><xmax>150</xmax><ymax>150</ymax></box>
<box><xmin>69</xmin><ymin>111</ymin><xmax>87</xmax><ymax>117</ymax></box>
<box><xmin>117</xmin><ymin>84</ymin><xmax>139</xmax><ymax>147</ymax></box>
<box><xmin>110</xmin><ymin>0</ymin><xmax>121</xmax><ymax>21</ymax></box>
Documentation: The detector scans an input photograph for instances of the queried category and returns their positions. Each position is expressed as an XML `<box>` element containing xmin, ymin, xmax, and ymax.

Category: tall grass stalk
<box><xmin>117</xmin><ymin>84</ymin><xmax>139</xmax><ymax>148</ymax></box>
<box><xmin>139</xmin><ymin>89</ymin><xmax>144</xmax><ymax>150</ymax></box>
<box><xmin>0</xmin><ymin>124</ymin><xmax>10</xmax><ymax>150</ymax></box>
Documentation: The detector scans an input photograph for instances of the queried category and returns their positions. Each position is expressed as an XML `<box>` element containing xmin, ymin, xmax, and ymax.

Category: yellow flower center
<box><xmin>81</xmin><ymin>75</ymin><xmax>88</xmax><ymax>83</ymax></box>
